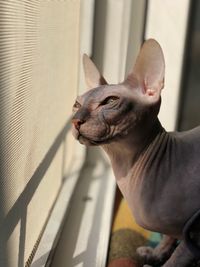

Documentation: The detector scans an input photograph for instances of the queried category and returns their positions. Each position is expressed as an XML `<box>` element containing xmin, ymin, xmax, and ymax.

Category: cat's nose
<box><xmin>72</xmin><ymin>118</ymin><xmax>84</xmax><ymax>130</ymax></box>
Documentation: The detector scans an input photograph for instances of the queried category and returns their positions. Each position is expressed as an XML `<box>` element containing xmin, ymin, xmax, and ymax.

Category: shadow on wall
<box><xmin>0</xmin><ymin>119</ymin><xmax>72</xmax><ymax>267</ymax></box>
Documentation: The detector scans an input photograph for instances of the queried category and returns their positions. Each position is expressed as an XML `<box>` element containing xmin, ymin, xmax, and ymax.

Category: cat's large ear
<box><xmin>125</xmin><ymin>39</ymin><xmax>165</xmax><ymax>103</ymax></box>
<box><xmin>83</xmin><ymin>54</ymin><xmax>107</xmax><ymax>89</ymax></box>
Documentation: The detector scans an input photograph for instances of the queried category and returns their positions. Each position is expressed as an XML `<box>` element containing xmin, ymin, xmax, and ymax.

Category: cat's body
<box><xmin>72</xmin><ymin>39</ymin><xmax>200</xmax><ymax>266</ymax></box>
<box><xmin>110</xmin><ymin>125</ymin><xmax>200</xmax><ymax>238</ymax></box>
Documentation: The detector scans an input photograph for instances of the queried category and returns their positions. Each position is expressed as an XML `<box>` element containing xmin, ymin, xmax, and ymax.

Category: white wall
<box><xmin>145</xmin><ymin>0</ymin><xmax>190</xmax><ymax>130</ymax></box>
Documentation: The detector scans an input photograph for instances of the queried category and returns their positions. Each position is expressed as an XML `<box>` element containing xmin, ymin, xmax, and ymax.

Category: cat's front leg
<box><xmin>137</xmin><ymin>235</ymin><xmax>177</xmax><ymax>265</ymax></box>
<box><xmin>158</xmin><ymin>241</ymin><xmax>195</xmax><ymax>267</ymax></box>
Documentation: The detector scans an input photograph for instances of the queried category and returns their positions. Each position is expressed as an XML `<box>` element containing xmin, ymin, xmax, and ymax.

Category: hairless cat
<box><xmin>71</xmin><ymin>39</ymin><xmax>200</xmax><ymax>267</ymax></box>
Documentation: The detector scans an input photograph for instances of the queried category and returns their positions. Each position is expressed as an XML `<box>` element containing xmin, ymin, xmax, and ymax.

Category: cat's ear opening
<box><xmin>124</xmin><ymin>39</ymin><xmax>165</xmax><ymax>103</ymax></box>
<box><xmin>83</xmin><ymin>54</ymin><xmax>107</xmax><ymax>89</ymax></box>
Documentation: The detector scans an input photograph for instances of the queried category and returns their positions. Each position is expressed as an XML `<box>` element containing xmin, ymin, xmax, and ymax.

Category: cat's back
<box><xmin>170</xmin><ymin>125</ymin><xmax>200</xmax><ymax>146</ymax></box>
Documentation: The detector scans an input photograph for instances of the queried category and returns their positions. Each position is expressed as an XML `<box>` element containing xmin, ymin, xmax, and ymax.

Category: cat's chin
<box><xmin>78</xmin><ymin>135</ymin><xmax>96</xmax><ymax>146</ymax></box>
<box><xmin>78</xmin><ymin>134</ymin><xmax>114</xmax><ymax>146</ymax></box>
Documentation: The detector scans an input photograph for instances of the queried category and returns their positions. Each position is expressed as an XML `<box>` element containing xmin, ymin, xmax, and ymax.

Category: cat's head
<box><xmin>72</xmin><ymin>39</ymin><xmax>165</xmax><ymax>146</ymax></box>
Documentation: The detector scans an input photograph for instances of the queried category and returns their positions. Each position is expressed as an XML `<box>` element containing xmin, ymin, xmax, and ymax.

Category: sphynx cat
<box><xmin>71</xmin><ymin>39</ymin><xmax>200</xmax><ymax>267</ymax></box>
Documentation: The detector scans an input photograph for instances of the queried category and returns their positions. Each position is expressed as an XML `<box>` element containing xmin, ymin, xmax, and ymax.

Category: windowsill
<box><xmin>31</xmin><ymin>147</ymin><xmax>116</xmax><ymax>267</ymax></box>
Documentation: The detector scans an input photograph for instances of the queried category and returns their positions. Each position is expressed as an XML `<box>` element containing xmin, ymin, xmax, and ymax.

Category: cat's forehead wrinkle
<box><xmin>78</xmin><ymin>84</ymin><xmax>135</xmax><ymax>108</ymax></box>
<box><xmin>81</xmin><ymin>86</ymin><xmax>107</xmax><ymax>104</ymax></box>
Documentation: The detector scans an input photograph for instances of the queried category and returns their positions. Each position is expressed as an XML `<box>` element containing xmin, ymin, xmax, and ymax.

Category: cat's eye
<box><xmin>73</xmin><ymin>101</ymin><xmax>81</xmax><ymax>113</ymax></box>
<box><xmin>73</xmin><ymin>101</ymin><xmax>81</xmax><ymax>109</ymax></box>
<box><xmin>100</xmin><ymin>96</ymin><xmax>119</xmax><ymax>106</ymax></box>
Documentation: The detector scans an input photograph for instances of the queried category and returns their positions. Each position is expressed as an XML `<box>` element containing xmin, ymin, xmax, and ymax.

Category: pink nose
<box><xmin>72</xmin><ymin>118</ymin><xmax>84</xmax><ymax>130</ymax></box>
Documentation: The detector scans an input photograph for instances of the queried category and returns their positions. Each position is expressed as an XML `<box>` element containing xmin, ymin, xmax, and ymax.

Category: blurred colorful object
<box><xmin>107</xmin><ymin>193</ymin><xmax>161</xmax><ymax>267</ymax></box>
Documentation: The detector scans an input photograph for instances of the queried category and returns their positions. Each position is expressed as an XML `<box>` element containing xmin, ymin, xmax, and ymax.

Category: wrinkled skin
<box><xmin>72</xmin><ymin>83</ymin><xmax>159</xmax><ymax>147</ymax></box>
<box><xmin>72</xmin><ymin>40</ymin><xmax>200</xmax><ymax>266</ymax></box>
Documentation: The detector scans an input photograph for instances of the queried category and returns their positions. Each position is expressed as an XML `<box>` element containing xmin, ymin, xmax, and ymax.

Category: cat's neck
<box><xmin>102</xmin><ymin>119</ymin><xmax>164</xmax><ymax>180</ymax></box>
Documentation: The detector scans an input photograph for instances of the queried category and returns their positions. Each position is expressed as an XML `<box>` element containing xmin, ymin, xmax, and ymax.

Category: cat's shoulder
<box><xmin>168</xmin><ymin>125</ymin><xmax>200</xmax><ymax>139</ymax></box>
<box><xmin>168</xmin><ymin>125</ymin><xmax>200</xmax><ymax>153</ymax></box>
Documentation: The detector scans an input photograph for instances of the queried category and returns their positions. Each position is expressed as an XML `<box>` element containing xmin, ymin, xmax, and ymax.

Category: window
<box><xmin>0</xmin><ymin>1</ymin><xmax>192</xmax><ymax>267</ymax></box>
<box><xmin>178</xmin><ymin>0</ymin><xmax>200</xmax><ymax>130</ymax></box>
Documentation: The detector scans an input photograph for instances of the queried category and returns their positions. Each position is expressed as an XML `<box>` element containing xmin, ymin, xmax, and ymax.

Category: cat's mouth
<box><xmin>71</xmin><ymin>124</ymin><xmax>113</xmax><ymax>145</ymax></box>
<box><xmin>72</xmin><ymin>120</ymin><xmax>135</xmax><ymax>146</ymax></box>
<box><xmin>73</xmin><ymin>124</ymin><xmax>133</xmax><ymax>146</ymax></box>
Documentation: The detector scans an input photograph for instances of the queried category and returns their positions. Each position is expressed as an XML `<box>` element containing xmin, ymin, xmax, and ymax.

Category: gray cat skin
<box><xmin>72</xmin><ymin>39</ymin><xmax>200</xmax><ymax>267</ymax></box>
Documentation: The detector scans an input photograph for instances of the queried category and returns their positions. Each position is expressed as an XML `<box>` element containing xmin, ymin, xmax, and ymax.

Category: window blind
<box><xmin>0</xmin><ymin>1</ymin><xmax>81</xmax><ymax>266</ymax></box>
